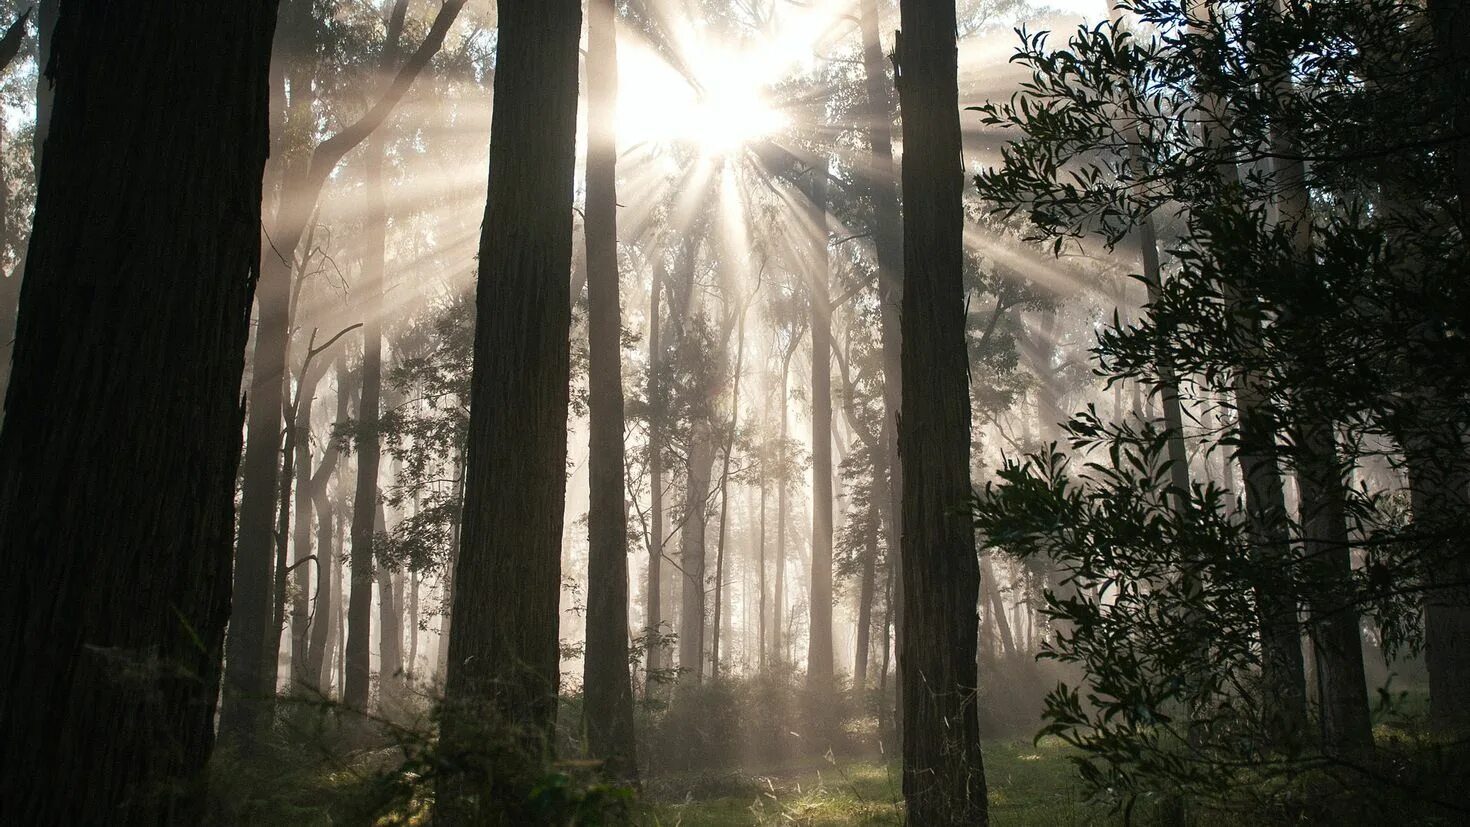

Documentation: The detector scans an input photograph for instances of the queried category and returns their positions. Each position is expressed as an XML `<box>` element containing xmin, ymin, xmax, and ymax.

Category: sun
<box><xmin>616</xmin><ymin>42</ymin><xmax>788</xmax><ymax>157</ymax></box>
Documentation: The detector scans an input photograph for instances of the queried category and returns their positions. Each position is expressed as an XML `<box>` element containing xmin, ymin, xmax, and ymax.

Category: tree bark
<box><xmin>438</xmin><ymin>1</ymin><xmax>583</xmax><ymax>819</ymax></box>
<box><xmin>290</xmin><ymin>360</ymin><xmax>328</xmax><ymax>689</ymax></box>
<box><xmin>582</xmin><ymin>0</ymin><xmax>639</xmax><ymax>782</ymax></box>
<box><xmin>0</xmin><ymin>1</ymin><xmax>276</xmax><ymax>820</ymax></box>
<box><xmin>895</xmin><ymin>1</ymin><xmax>989</xmax><ymax>821</ymax></box>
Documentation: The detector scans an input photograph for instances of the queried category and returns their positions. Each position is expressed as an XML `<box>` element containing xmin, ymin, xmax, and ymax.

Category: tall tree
<box><xmin>437</xmin><ymin>0</ymin><xmax>583</xmax><ymax>819</ymax></box>
<box><xmin>806</xmin><ymin>167</ymin><xmax>835</xmax><ymax>693</ymax></box>
<box><xmin>582</xmin><ymin>0</ymin><xmax>638</xmax><ymax>782</ymax></box>
<box><xmin>345</xmin><ymin>0</ymin><xmax>410</xmax><ymax>713</ymax></box>
<box><xmin>224</xmin><ymin>0</ymin><xmax>466</xmax><ymax>738</ymax></box>
<box><xmin>894</xmin><ymin>0</ymin><xmax>989</xmax><ymax>822</ymax></box>
<box><xmin>0</xmin><ymin>1</ymin><xmax>277</xmax><ymax>821</ymax></box>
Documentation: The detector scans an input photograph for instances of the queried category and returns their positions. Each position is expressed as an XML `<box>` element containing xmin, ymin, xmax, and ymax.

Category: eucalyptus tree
<box><xmin>894</xmin><ymin>0</ymin><xmax>990</xmax><ymax>821</ymax></box>
<box><xmin>0</xmin><ymin>0</ymin><xmax>277</xmax><ymax>820</ymax></box>
<box><xmin>437</xmin><ymin>0</ymin><xmax>584</xmax><ymax>818</ymax></box>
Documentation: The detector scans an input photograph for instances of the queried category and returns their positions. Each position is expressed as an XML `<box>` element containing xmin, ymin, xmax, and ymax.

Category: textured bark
<box><xmin>437</xmin><ymin>1</ymin><xmax>582</xmax><ymax>819</ymax></box>
<box><xmin>895</xmin><ymin>1</ymin><xmax>989</xmax><ymax>822</ymax></box>
<box><xmin>807</xmin><ymin>169</ymin><xmax>835</xmax><ymax>693</ymax></box>
<box><xmin>0</xmin><ymin>1</ymin><xmax>276</xmax><ymax>821</ymax></box>
<box><xmin>582</xmin><ymin>0</ymin><xmax>638</xmax><ymax>782</ymax></box>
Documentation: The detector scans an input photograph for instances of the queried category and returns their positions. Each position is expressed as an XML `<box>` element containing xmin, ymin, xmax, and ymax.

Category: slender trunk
<box><xmin>758</xmin><ymin>436</ymin><xmax>769</xmax><ymax>673</ymax></box>
<box><xmin>408</xmin><ymin>570</ymin><xmax>419</xmax><ymax>684</ymax></box>
<box><xmin>343</xmin><ymin>0</ymin><xmax>407</xmax><ymax>715</ymax></box>
<box><xmin>307</xmin><ymin>361</ymin><xmax>350</xmax><ymax>691</ymax></box>
<box><xmin>290</xmin><ymin>363</ymin><xmax>327</xmax><ymax>689</ymax></box>
<box><xmin>860</xmin><ymin>0</ymin><xmax>906</xmax><ymax>738</ymax></box>
<box><xmin>773</xmin><ymin>350</ymin><xmax>794</xmax><ymax>667</ymax></box>
<box><xmin>0</xmin><ymin>2</ymin><xmax>275</xmax><ymax>819</ymax></box>
<box><xmin>438</xmin><ymin>2</ymin><xmax>583</xmax><ymax>818</ymax></box>
<box><xmin>1267</xmin><ymin>66</ymin><xmax>1369</xmax><ymax>754</ymax></box>
<box><xmin>981</xmin><ymin>555</ymin><xmax>1016</xmax><ymax>657</ymax></box>
<box><xmin>807</xmin><ymin>169</ymin><xmax>835</xmax><ymax>693</ymax></box>
<box><xmin>678</xmin><ymin>429</ymin><xmax>717</xmax><ymax>684</ymax></box>
<box><xmin>712</xmin><ymin>299</ymin><xmax>751</xmax><ymax>681</ymax></box>
<box><xmin>853</xmin><ymin>491</ymin><xmax>879</xmax><ymax>690</ymax></box>
<box><xmin>222</xmin><ymin>2</ymin><xmax>314</xmax><ymax>739</ymax></box>
<box><xmin>582</xmin><ymin>0</ymin><xmax>638</xmax><ymax>781</ymax></box>
<box><xmin>895</xmin><ymin>1</ymin><xmax>989</xmax><ymax>820</ymax></box>
<box><xmin>645</xmin><ymin>264</ymin><xmax>666</xmax><ymax>692</ymax></box>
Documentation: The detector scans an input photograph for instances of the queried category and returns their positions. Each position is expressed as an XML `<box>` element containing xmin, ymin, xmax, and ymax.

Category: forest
<box><xmin>0</xmin><ymin>0</ymin><xmax>1466</xmax><ymax>824</ymax></box>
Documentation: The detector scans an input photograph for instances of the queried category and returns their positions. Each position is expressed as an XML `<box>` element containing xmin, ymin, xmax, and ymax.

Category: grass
<box><xmin>646</xmin><ymin>737</ymin><xmax>1107</xmax><ymax>826</ymax></box>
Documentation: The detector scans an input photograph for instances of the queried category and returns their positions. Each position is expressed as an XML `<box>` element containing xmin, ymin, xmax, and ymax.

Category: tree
<box><xmin>0</xmin><ymin>1</ymin><xmax>276</xmax><ymax>821</ymax></box>
<box><xmin>894</xmin><ymin>0</ymin><xmax>989</xmax><ymax>821</ymax></box>
<box><xmin>345</xmin><ymin>0</ymin><xmax>408</xmax><ymax>715</ymax></box>
<box><xmin>805</xmin><ymin>165</ymin><xmax>835</xmax><ymax>693</ymax></box>
<box><xmin>582</xmin><ymin>0</ymin><xmax>639</xmax><ymax>782</ymax></box>
<box><xmin>223</xmin><ymin>0</ymin><xmax>466</xmax><ymax>739</ymax></box>
<box><xmin>437</xmin><ymin>0</ymin><xmax>583</xmax><ymax>818</ymax></box>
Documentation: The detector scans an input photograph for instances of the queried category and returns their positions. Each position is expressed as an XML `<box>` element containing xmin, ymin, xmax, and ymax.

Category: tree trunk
<box><xmin>646</xmin><ymin>263</ymin><xmax>666</xmax><ymax>693</ymax></box>
<box><xmin>895</xmin><ymin>1</ymin><xmax>989</xmax><ymax>822</ymax></box>
<box><xmin>1265</xmin><ymin>89</ymin><xmax>1369</xmax><ymax>755</ymax></box>
<box><xmin>853</xmin><ymin>491</ymin><xmax>879</xmax><ymax>690</ymax></box>
<box><xmin>438</xmin><ymin>1</ymin><xmax>583</xmax><ymax>818</ymax></box>
<box><xmin>290</xmin><ymin>361</ymin><xmax>328</xmax><ymax>689</ymax></box>
<box><xmin>582</xmin><ymin>0</ymin><xmax>639</xmax><ymax>782</ymax></box>
<box><xmin>222</xmin><ymin>0</ymin><xmax>315</xmax><ymax>742</ymax></box>
<box><xmin>807</xmin><ymin>168</ymin><xmax>835</xmax><ymax>694</ymax></box>
<box><xmin>860</xmin><ymin>0</ymin><xmax>907</xmax><ymax>740</ymax></box>
<box><xmin>678</xmin><ymin>427</ymin><xmax>717</xmax><ymax>684</ymax></box>
<box><xmin>343</xmin><ymin>0</ymin><xmax>407</xmax><ymax>715</ymax></box>
<box><xmin>712</xmin><ymin>300</ymin><xmax>750</xmax><ymax>682</ymax></box>
<box><xmin>307</xmin><ymin>360</ymin><xmax>351</xmax><ymax>692</ymax></box>
<box><xmin>0</xmin><ymin>1</ymin><xmax>275</xmax><ymax>820</ymax></box>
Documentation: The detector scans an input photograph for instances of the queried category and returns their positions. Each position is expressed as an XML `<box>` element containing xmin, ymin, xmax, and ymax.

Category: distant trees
<box><xmin>0</xmin><ymin>0</ymin><xmax>277</xmax><ymax>821</ymax></box>
<box><xmin>974</xmin><ymin>0</ymin><xmax>1470</xmax><ymax>807</ymax></box>
<box><xmin>437</xmin><ymin>0</ymin><xmax>584</xmax><ymax>819</ymax></box>
<box><xmin>895</xmin><ymin>0</ymin><xmax>990</xmax><ymax>823</ymax></box>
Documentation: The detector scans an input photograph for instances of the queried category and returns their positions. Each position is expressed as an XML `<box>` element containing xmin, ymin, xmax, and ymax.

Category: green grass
<box><xmin>645</xmin><ymin>738</ymin><xmax>1108</xmax><ymax>826</ymax></box>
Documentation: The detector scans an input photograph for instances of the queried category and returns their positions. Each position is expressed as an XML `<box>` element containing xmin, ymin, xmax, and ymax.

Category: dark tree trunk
<box><xmin>895</xmin><ymin>1</ymin><xmax>989</xmax><ymax>822</ymax></box>
<box><xmin>344</xmin><ymin>0</ymin><xmax>407</xmax><ymax>714</ymax></box>
<box><xmin>0</xmin><ymin>1</ymin><xmax>276</xmax><ymax>821</ymax></box>
<box><xmin>1293</xmin><ymin>424</ymin><xmax>1373</xmax><ymax>756</ymax></box>
<box><xmin>807</xmin><ymin>169</ymin><xmax>835</xmax><ymax>693</ymax></box>
<box><xmin>582</xmin><ymin>0</ymin><xmax>639</xmax><ymax>782</ymax></box>
<box><xmin>223</xmin><ymin>0</ymin><xmax>313</xmax><ymax>741</ymax></box>
<box><xmin>437</xmin><ymin>1</ymin><xmax>582</xmax><ymax>819</ymax></box>
<box><xmin>1404</xmin><ymin>423</ymin><xmax>1470</xmax><ymax>731</ymax></box>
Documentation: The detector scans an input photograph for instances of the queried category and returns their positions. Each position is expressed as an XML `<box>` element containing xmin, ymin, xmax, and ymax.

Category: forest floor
<box><xmin>646</xmin><ymin>737</ymin><xmax>1103</xmax><ymax>826</ymax></box>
